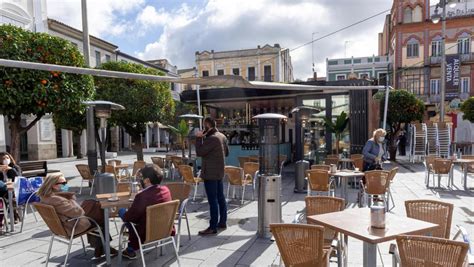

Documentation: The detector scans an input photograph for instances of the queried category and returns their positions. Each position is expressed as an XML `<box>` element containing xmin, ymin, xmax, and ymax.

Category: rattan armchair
<box><xmin>171</xmin><ymin>156</ymin><xmax>185</xmax><ymax>180</ymax></box>
<box><xmin>350</xmin><ymin>154</ymin><xmax>364</xmax><ymax>170</ymax></box>
<box><xmin>33</xmin><ymin>202</ymin><xmax>105</xmax><ymax>267</ymax></box>
<box><xmin>395</xmin><ymin>235</ymin><xmax>468</xmax><ymax>267</ymax></box>
<box><xmin>178</xmin><ymin>165</ymin><xmax>203</xmax><ymax>201</ymax></box>
<box><xmin>386</xmin><ymin>167</ymin><xmax>399</xmax><ymax>211</ymax></box>
<box><xmin>433</xmin><ymin>158</ymin><xmax>454</xmax><ymax>188</ymax></box>
<box><xmin>461</xmin><ymin>155</ymin><xmax>474</xmax><ymax>174</ymax></box>
<box><xmin>243</xmin><ymin>162</ymin><xmax>259</xmax><ymax>193</ymax></box>
<box><xmin>166</xmin><ymin>182</ymin><xmax>192</xmax><ymax>251</ymax></box>
<box><xmin>405</xmin><ymin>199</ymin><xmax>453</xmax><ymax>239</ymax></box>
<box><xmin>311</xmin><ymin>164</ymin><xmax>331</xmax><ymax>171</ymax></box>
<box><xmin>306</xmin><ymin>169</ymin><xmax>335</xmax><ymax>197</ymax></box>
<box><xmin>107</xmin><ymin>159</ymin><xmax>122</xmax><ymax>166</ymax></box>
<box><xmin>424</xmin><ymin>155</ymin><xmax>438</xmax><ymax>187</ymax></box>
<box><xmin>76</xmin><ymin>164</ymin><xmax>96</xmax><ymax>195</ymax></box>
<box><xmin>238</xmin><ymin>156</ymin><xmax>250</xmax><ymax>168</ymax></box>
<box><xmin>118</xmin><ymin>200</ymin><xmax>181</xmax><ymax>267</ymax></box>
<box><xmin>270</xmin><ymin>223</ymin><xmax>332</xmax><ymax>267</ymax></box>
<box><xmin>132</xmin><ymin>160</ymin><xmax>147</xmax><ymax>177</ymax></box>
<box><xmin>360</xmin><ymin>170</ymin><xmax>390</xmax><ymax>209</ymax></box>
<box><xmin>225</xmin><ymin>166</ymin><xmax>254</xmax><ymax>204</ymax></box>
<box><xmin>324</xmin><ymin>155</ymin><xmax>339</xmax><ymax>166</ymax></box>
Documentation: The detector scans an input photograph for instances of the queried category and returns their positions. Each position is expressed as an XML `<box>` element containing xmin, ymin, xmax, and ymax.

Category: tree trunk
<box><xmin>389</xmin><ymin>145</ymin><xmax>398</xmax><ymax>161</ymax></box>
<box><xmin>9</xmin><ymin>118</ymin><xmax>21</xmax><ymax>162</ymax></box>
<box><xmin>132</xmin><ymin>135</ymin><xmax>144</xmax><ymax>161</ymax></box>
<box><xmin>73</xmin><ymin>131</ymin><xmax>83</xmax><ymax>159</ymax></box>
<box><xmin>335</xmin><ymin>134</ymin><xmax>340</xmax><ymax>155</ymax></box>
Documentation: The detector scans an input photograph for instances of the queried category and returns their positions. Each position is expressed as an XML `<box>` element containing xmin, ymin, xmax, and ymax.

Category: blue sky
<box><xmin>47</xmin><ymin>0</ymin><xmax>392</xmax><ymax>79</ymax></box>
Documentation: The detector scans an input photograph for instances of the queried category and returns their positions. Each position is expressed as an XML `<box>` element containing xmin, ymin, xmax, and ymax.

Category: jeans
<box><xmin>204</xmin><ymin>180</ymin><xmax>227</xmax><ymax>230</ymax></box>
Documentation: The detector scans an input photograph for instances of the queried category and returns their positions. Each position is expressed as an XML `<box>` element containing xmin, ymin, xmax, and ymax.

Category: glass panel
<box><xmin>331</xmin><ymin>95</ymin><xmax>350</xmax><ymax>155</ymax></box>
<box><xmin>302</xmin><ymin>99</ymin><xmax>326</xmax><ymax>163</ymax></box>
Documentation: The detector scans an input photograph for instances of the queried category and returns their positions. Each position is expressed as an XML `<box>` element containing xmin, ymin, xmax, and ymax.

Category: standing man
<box><xmin>195</xmin><ymin>117</ymin><xmax>229</xmax><ymax>235</ymax></box>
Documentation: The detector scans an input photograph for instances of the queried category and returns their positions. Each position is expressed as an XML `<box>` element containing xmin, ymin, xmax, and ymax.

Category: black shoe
<box><xmin>198</xmin><ymin>228</ymin><xmax>218</xmax><ymax>236</ymax></box>
<box><xmin>122</xmin><ymin>249</ymin><xmax>137</xmax><ymax>260</ymax></box>
<box><xmin>217</xmin><ymin>224</ymin><xmax>227</xmax><ymax>230</ymax></box>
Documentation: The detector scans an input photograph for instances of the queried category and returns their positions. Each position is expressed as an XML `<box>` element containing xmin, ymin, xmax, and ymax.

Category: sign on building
<box><xmin>445</xmin><ymin>54</ymin><xmax>460</xmax><ymax>97</ymax></box>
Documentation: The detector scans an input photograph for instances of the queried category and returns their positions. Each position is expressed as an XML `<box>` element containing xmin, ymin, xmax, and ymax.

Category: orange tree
<box><xmin>460</xmin><ymin>97</ymin><xmax>474</xmax><ymax>123</ymax></box>
<box><xmin>94</xmin><ymin>61</ymin><xmax>174</xmax><ymax>160</ymax></box>
<box><xmin>377</xmin><ymin>89</ymin><xmax>425</xmax><ymax>160</ymax></box>
<box><xmin>0</xmin><ymin>25</ymin><xmax>94</xmax><ymax>161</ymax></box>
<box><xmin>52</xmin><ymin>105</ymin><xmax>88</xmax><ymax>159</ymax></box>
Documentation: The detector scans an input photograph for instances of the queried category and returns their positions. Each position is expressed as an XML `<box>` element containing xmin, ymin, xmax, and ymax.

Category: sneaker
<box><xmin>198</xmin><ymin>228</ymin><xmax>217</xmax><ymax>236</ymax></box>
<box><xmin>122</xmin><ymin>249</ymin><xmax>137</xmax><ymax>260</ymax></box>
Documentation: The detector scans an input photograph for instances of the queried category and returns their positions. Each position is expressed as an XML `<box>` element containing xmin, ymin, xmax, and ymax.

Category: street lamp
<box><xmin>84</xmin><ymin>101</ymin><xmax>125</xmax><ymax>171</ymax></box>
<box><xmin>431</xmin><ymin>0</ymin><xmax>456</xmax><ymax>122</ymax></box>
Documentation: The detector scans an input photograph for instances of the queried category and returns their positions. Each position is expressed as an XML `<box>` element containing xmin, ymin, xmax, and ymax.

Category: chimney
<box><xmin>313</xmin><ymin>72</ymin><xmax>317</xmax><ymax>80</ymax></box>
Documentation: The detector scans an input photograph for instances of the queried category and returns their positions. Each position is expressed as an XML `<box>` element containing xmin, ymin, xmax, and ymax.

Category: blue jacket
<box><xmin>362</xmin><ymin>139</ymin><xmax>386</xmax><ymax>164</ymax></box>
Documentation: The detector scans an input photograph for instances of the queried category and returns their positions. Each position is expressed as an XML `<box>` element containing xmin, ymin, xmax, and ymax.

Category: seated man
<box><xmin>119</xmin><ymin>165</ymin><xmax>172</xmax><ymax>259</ymax></box>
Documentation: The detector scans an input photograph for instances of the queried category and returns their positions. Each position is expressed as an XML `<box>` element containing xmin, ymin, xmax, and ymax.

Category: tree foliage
<box><xmin>377</xmin><ymin>89</ymin><xmax>425</xmax><ymax>160</ymax></box>
<box><xmin>460</xmin><ymin>97</ymin><xmax>474</xmax><ymax>123</ymax></box>
<box><xmin>168</xmin><ymin>120</ymin><xmax>189</xmax><ymax>158</ymax></box>
<box><xmin>324</xmin><ymin>111</ymin><xmax>349</xmax><ymax>155</ymax></box>
<box><xmin>52</xmin><ymin>105</ymin><xmax>88</xmax><ymax>158</ymax></box>
<box><xmin>94</xmin><ymin>61</ymin><xmax>175</xmax><ymax>160</ymax></box>
<box><xmin>0</xmin><ymin>24</ymin><xmax>94</xmax><ymax>161</ymax></box>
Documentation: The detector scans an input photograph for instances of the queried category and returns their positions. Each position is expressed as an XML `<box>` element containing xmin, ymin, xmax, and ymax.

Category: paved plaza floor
<box><xmin>0</xmin><ymin>152</ymin><xmax>472</xmax><ymax>266</ymax></box>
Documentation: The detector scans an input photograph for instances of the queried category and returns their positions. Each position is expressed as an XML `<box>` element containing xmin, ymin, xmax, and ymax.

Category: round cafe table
<box><xmin>453</xmin><ymin>159</ymin><xmax>474</xmax><ymax>190</ymax></box>
<box><xmin>331</xmin><ymin>170</ymin><xmax>365</xmax><ymax>204</ymax></box>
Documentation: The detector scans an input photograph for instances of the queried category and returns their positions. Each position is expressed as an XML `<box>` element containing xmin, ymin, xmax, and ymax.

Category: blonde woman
<box><xmin>38</xmin><ymin>173</ymin><xmax>116</xmax><ymax>258</ymax></box>
<box><xmin>362</xmin><ymin>128</ymin><xmax>387</xmax><ymax>171</ymax></box>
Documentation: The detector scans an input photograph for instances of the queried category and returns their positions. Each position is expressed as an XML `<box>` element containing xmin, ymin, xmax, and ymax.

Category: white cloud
<box><xmin>46</xmin><ymin>0</ymin><xmax>145</xmax><ymax>37</ymax></box>
<box><xmin>136</xmin><ymin>0</ymin><xmax>391</xmax><ymax>80</ymax></box>
<box><xmin>136</xmin><ymin>6</ymin><xmax>170</xmax><ymax>28</ymax></box>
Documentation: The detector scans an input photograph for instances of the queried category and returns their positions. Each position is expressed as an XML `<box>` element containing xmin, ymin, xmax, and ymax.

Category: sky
<box><xmin>46</xmin><ymin>0</ymin><xmax>393</xmax><ymax>80</ymax></box>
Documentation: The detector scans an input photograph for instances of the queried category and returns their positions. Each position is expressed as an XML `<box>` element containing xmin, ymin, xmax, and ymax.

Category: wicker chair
<box><xmin>151</xmin><ymin>157</ymin><xmax>169</xmax><ymax>179</ymax></box>
<box><xmin>248</xmin><ymin>155</ymin><xmax>259</xmax><ymax>163</ymax></box>
<box><xmin>33</xmin><ymin>202</ymin><xmax>105</xmax><ymax>267</ymax></box>
<box><xmin>225</xmin><ymin>166</ymin><xmax>254</xmax><ymax>204</ymax></box>
<box><xmin>243</xmin><ymin>162</ymin><xmax>259</xmax><ymax>193</ymax></box>
<box><xmin>350</xmin><ymin>154</ymin><xmax>364</xmax><ymax>170</ymax></box>
<box><xmin>238</xmin><ymin>156</ymin><xmax>250</xmax><ymax>168</ymax></box>
<box><xmin>304</xmin><ymin>196</ymin><xmax>345</xmax><ymax>266</ymax></box>
<box><xmin>270</xmin><ymin>223</ymin><xmax>332</xmax><ymax>267</ymax></box>
<box><xmin>424</xmin><ymin>155</ymin><xmax>438</xmax><ymax>187</ymax></box>
<box><xmin>171</xmin><ymin>156</ymin><xmax>185</xmax><ymax>180</ymax></box>
<box><xmin>405</xmin><ymin>199</ymin><xmax>453</xmax><ymax>239</ymax></box>
<box><xmin>311</xmin><ymin>164</ymin><xmax>331</xmax><ymax>171</ymax></box>
<box><xmin>132</xmin><ymin>160</ymin><xmax>147</xmax><ymax>177</ymax></box>
<box><xmin>324</xmin><ymin>155</ymin><xmax>339</xmax><ymax>166</ymax></box>
<box><xmin>178</xmin><ymin>165</ymin><xmax>203</xmax><ymax>201</ymax></box>
<box><xmin>166</xmin><ymin>183</ymin><xmax>192</xmax><ymax>251</ymax></box>
<box><xmin>75</xmin><ymin>164</ymin><xmax>96</xmax><ymax>195</ymax></box>
<box><xmin>118</xmin><ymin>200</ymin><xmax>181</xmax><ymax>267</ymax></box>
<box><xmin>360</xmin><ymin>170</ymin><xmax>390</xmax><ymax>209</ymax></box>
<box><xmin>386</xmin><ymin>167</ymin><xmax>399</xmax><ymax>211</ymax></box>
<box><xmin>396</xmin><ymin>235</ymin><xmax>468</xmax><ymax>267</ymax></box>
<box><xmin>107</xmin><ymin>159</ymin><xmax>122</xmax><ymax>166</ymax></box>
<box><xmin>306</xmin><ymin>169</ymin><xmax>335</xmax><ymax>197</ymax></box>
<box><xmin>433</xmin><ymin>159</ymin><xmax>454</xmax><ymax>188</ymax></box>
<box><xmin>461</xmin><ymin>155</ymin><xmax>474</xmax><ymax>173</ymax></box>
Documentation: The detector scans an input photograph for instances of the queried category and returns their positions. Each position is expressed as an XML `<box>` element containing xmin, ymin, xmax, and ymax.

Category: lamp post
<box><xmin>431</xmin><ymin>0</ymin><xmax>457</xmax><ymax>122</ymax></box>
<box><xmin>84</xmin><ymin>101</ymin><xmax>125</xmax><ymax>171</ymax></box>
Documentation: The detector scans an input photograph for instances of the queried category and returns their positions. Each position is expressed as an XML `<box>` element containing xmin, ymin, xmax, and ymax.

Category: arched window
<box><xmin>406</xmin><ymin>38</ymin><xmax>420</xmax><ymax>58</ymax></box>
<box><xmin>413</xmin><ymin>6</ymin><xmax>422</xmax><ymax>22</ymax></box>
<box><xmin>403</xmin><ymin>7</ymin><xmax>413</xmax><ymax>23</ymax></box>
<box><xmin>431</xmin><ymin>35</ymin><xmax>442</xmax><ymax>57</ymax></box>
<box><xmin>457</xmin><ymin>32</ymin><xmax>471</xmax><ymax>55</ymax></box>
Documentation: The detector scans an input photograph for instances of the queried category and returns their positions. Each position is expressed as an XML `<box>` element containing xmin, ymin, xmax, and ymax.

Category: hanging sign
<box><xmin>445</xmin><ymin>54</ymin><xmax>460</xmax><ymax>92</ymax></box>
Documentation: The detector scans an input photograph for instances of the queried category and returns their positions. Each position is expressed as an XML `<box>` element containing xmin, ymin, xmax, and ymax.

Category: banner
<box><xmin>445</xmin><ymin>54</ymin><xmax>460</xmax><ymax>91</ymax></box>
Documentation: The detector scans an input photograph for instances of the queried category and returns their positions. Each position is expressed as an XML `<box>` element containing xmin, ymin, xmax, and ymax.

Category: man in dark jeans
<box><xmin>195</xmin><ymin>117</ymin><xmax>229</xmax><ymax>235</ymax></box>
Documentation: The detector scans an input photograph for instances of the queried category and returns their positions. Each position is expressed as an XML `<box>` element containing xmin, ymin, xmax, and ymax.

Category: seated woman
<box><xmin>362</xmin><ymin>128</ymin><xmax>387</xmax><ymax>171</ymax></box>
<box><xmin>37</xmin><ymin>173</ymin><xmax>117</xmax><ymax>258</ymax></box>
<box><xmin>0</xmin><ymin>152</ymin><xmax>21</xmax><ymax>198</ymax></box>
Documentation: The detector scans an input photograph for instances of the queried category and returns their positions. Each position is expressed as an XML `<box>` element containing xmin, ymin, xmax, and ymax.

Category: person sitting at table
<box><xmin>118</xmin><ymin>165</ymin><xmax>172</xmax><ymax>260</ymax></box>
<box><xmin>362</xmin><ymin>128</ymin><xmax>387</xmax><ymax>171</ymax></box>
<box><xmin>37</xmin><ymin>173</ymin><xmax>117</xmax><ymax>258</ymax></box>
<box><xmin>0</xmin><ymin>152</ymin><xmax>22</xmax><ymax>224</ymax></box>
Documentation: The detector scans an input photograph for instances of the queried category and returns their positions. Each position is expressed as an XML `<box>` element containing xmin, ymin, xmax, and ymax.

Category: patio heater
<box><xmin>84</xmin><ymin>101</ymin><xmax>125</xmax><ymax>194</ymax></box>
<box><xmin>253</xmin><ymin>113</ymin><xmax>287</xmax><ymax>238</ymax></box>
<box><xmin>291</xmin><ymin>106</ymin><xmax>320</xmax><ymax>193</ymax></box>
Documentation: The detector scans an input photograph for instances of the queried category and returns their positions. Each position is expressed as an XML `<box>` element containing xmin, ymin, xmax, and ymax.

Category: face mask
<box><xmin>60</xmin><ymin>184</ymin><xmax>69</xmax><ymax>192</ymax></box>
<box><xmin>3</xmin><ymin>159</ymin><xmax>10</xmax><ymax>166</ymax></box>
<box><xmin>378</xmin><ymin>137</ymin><xmax>385</xmax><ymax>143</ymax></box>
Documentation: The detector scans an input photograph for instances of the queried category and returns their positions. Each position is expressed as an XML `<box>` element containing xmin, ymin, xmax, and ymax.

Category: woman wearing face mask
<box><xmin>37</xmin><ymin>173</ymin><xmax>117</xmax><ymax>258</ymax></box>
<box><xmin>362</xmin><ymin>128</ymin><xmax>387</xmax><ymax>171</ymax></box>
<box><xmin>0</xmin><ymin>152</ymin><xmax>21</xmax><ymax>183</ymax></box>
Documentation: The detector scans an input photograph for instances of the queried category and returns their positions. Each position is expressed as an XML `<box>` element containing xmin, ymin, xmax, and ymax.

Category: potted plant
<box><xmin>168</xmin><ymin>120</ymin><xmax>189</xmax><ymax>158</ymax></box>
<box><xmin>324</xmin><ymin>111</ymin><xmax>349</xmax><ymax>155</ymax></box>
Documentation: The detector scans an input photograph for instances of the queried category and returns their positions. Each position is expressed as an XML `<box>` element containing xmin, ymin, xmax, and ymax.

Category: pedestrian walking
<box><xmin>195</xmin><ymin>117</ymin><xmax>229</xmax><ymax>235</ymax></box>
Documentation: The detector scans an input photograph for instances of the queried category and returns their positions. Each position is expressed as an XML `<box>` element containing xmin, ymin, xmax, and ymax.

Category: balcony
<box><xmin>430</xmin><ymin>53</ymin><xmax>474</xmax><ymax>65</ymax></box>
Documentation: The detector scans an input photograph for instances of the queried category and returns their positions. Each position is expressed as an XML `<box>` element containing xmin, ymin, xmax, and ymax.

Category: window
<box><xmin>202</xmin><ymin>70</ymin><xmax>209</xmax><ymax>77</ymax></box>
<box><xmin>430</xmin><ymin>79</ymin><xmax>440</xmax><ymax>95</ymax></box>
<box><xmin>336</xmin><ymin>74</ymin><xmax>346</xmax><ymax>81</ymax></box>
<box><xmin>374</xmin><ymin>57</ymin><xmax>381</xmax><ymax>62</ymax></box>
<box><xmin>247</xmin><ymin>67</ymin><xmax>256</xmax><ymax>81</ymax></box>
<box><xmin>353</xmin><ymin>59</ymin><xmax>361</xmax><ymax>64</ymax></box>
<box><xmin>263</xmin><ymin>65</ymin><xmax>272</xmax><ymax>81</ymax></box>
<box><xmin>431</xmin><ymin>40</ymin><xmax>442</xmax><ymax>57</ymax></box>
<box><xmin>232</xmin><ymin>68</ymin><xmax>239</xmax><ymax>76</ymax></box>
<box><xmin>105</xmin><ymin>54</ymin><xmax>111</xmax><ymax>62</ymax></box>
<box><xmin>403</xmin><ymin>7</ymin><xmax>413</xmax><ymax>23</ymax></box>
<box><xmin>217</xmin><ymin>69</ymin><xmax>224</xmax><ymax>76</ymax></box>
<box><xmin>328</xmin><ymin>60</ymin><xmax>338</xmax><ymax>65</ymax></box>
<box><xmin>359</xmin><ymin>73</ymin><xmax>369</xmax><ymax>79</ymax></box>
<box><xmin>407</xmin><ymin>42</ymin><xmax>419</xmax><ymax>58</ymax></box>
<box><xmin>378</xmin><ymin>72</ymin><xmax>387</xmax><ymax>85</ymax></box>
<box><xmin>95</xmin><ymin>51</ymin><xmax>101</xmax><ymax>66</ymax></box>
<box><xmin>461</xmin><ymin>77</ymin><xmax>470</xmax><ymax>93</ymax></box>
<box><xmin>368</xmin><ymin>58</ymin><xmax>373</xmax><ymax>63</ymax></box>
<box><xmin>407</xmin><ymin>78</ymin><xmax>420</xmax><ymax>95</ymax></box>
<box><xmin>344</xmin><ymin>59</ymin><xmax>352</xmax><ymax>65</ymax></box>
<box><xmin>458</xmin><ymin>37</ymin><xmax>470</xmax><ymax>55</ymax></box>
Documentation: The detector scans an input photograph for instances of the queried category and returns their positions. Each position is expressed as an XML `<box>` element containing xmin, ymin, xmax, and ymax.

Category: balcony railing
<box><xmin>430</xmin><ymin>53</ymin><xmax>474</xmax><ymax>65</ymax></box>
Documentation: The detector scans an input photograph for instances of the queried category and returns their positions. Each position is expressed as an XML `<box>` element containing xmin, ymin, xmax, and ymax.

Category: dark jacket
<box><xmin>362</xmin><ymin>139</ymin><xmax>386</xmax><ymax>164</ymax></box>
<box><xmin>195</xmin><ymin>129</ymin><xmax>229</xmax><ymax>181</ymax></box>
<box><xmin>123</xmin><ymin>185</ymin><xmax>172</xmax><ymax>250</ymax></box>
<box><xmin>0</xmin><ymin>164</ymin><xmax>21</xmax><ymax>182</ymax></box>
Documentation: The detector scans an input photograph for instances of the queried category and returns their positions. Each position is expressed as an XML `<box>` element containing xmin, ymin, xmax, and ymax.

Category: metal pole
<box><xmin>82</xmin><ymin>0</ymin><xmax>98</xmax><ymax>174</ymax></box>
<box><xmin>382</xmin><ymin>86</ymin><xmax>390</xmax><ymax>130</ymax></box>
<box><xmin>312</xmin><ymin>32</ymin><xmax>315</xmax><ymax>73</ymax></box>
<box><xmin>440</xmin><ymin>1</ymin><xmax>447</xmax><ymax>122</ymax></box>
<box><xmin>196</xmin><ymin>86</ymin><xmax>202</xmax><ymax>130</ymax></box>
